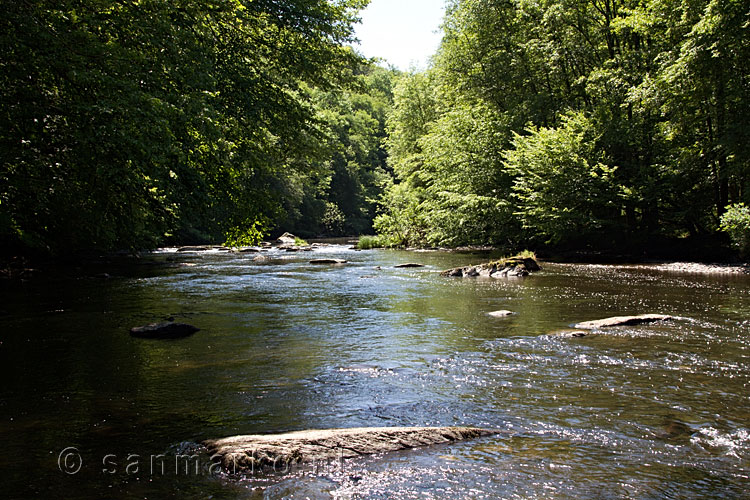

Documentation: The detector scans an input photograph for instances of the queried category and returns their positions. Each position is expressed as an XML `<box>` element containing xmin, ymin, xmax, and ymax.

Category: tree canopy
<box><xmin>2</xmin><ymin>0</ymin><xmax>748</xmax><ymax>258</ymax></box>
<box><xmin>0</xmin><ymin>0</ymin><xmax>379</xmax><ymax>255</ymax></box>
<box><xmin>374</xmin><ymin>0</ymin><xmax>749</xmax><ymax>254</ymax></box>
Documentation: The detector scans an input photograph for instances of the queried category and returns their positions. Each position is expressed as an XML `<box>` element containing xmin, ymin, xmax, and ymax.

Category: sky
<box><xmin>353</xmin><ymin>0</ymin><xmax>447</xmax><ymax>71</ymax></box>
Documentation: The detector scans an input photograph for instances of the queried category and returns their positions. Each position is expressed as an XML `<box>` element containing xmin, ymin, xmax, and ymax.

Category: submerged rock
<box><xmin>574</xmin><ymin>314</ymin><xmax>672</xmax><ymax>330</ymax></box>
<box><xmin>394</xmin><ymin>263</ymin><xmax>425</xmax><ymax>268</ymax></box>
<box><xmin>656</xmin><ymin>420</ymin><xmax>695</xmax><ymax>441</ymax></box>
<box><xmin>129</xmin><ymin>321</ymin><xmax>199</xmax><ymax>339</ymax></box>
<box><xmin>204</xmin><ymin>426</ymin><xmax>499</xmax><ymax>472</ymax></box>
<box><xmin>548</xmin><ymin>329</ymin><xmax>591</xmax><ymax>338</ymax></box>
<box><xmin>441</xmin><ymin>256</ymin><xmax>540</xmax><ymax>279</ymax></box>
<box><xmin>309</xmin><ymin>259</ymin><xmax>347</xmax><ymax>264</ymax></box>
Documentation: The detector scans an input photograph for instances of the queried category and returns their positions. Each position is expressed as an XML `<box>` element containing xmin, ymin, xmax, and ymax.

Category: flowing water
<box><xmin>1</xmin><ymin>246</ymin><xmax>749</xmax><ymax>499</ymax></box>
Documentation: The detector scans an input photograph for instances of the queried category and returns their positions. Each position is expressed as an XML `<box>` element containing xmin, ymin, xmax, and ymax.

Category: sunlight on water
<box><xmin>0</xmin><ymin>249</ymin><xmax>748</xmax><ymax>498</ymax></box>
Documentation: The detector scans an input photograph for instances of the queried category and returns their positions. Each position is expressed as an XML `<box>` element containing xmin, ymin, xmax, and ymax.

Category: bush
<box><xmin>357</xmin><ymin>234</ymin><xmax>405</xmax><ymax>249</ymax></box>
<box><xmin>720</xmin><ymin>203</ymin><xmax>750</xmax><ymax>256</ymax></box>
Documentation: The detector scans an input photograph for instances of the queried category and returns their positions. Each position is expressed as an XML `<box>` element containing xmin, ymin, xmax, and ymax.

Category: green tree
<box><xmin>506</xmin><ymin>112</ymin><xmax>619</xmax><ymax>245</ymax></box>
<box><xmin>0</xmin><ymin>0</ymin><xmax>368</xmax><ymax>255</ymax></box>
<box><xmin>373</xmin><ymin>0</ymin><xmax>749</xmax><ymax>254</ymax></box>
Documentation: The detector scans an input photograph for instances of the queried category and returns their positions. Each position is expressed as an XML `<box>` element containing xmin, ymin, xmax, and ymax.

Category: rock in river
<box><xmin>204</xmin><ymin>426</ymin><xmax>499</xmax><ymax>472</ymax></box>
<box><xmin>548</xmin><ymin>329</ymin><xmax>591</xmax><ymax>338</ymax></box>
<box><xmin>394</xmin><ymin>263</ymin><xmax>425</xmax><ymax>268</ymax></box>
<box><xmin>488</xmin><ymin>310</ymin><xmax>514</xmax><ymax>317</ymax></box>
<box><xmin>129</xmin><ymin>321</ymin><xmax>199</xmax><ymax>339</ymax></box>
<box><xmin>441</xmin><ymin>256</ymin><xmax>540</xmax><ymax>279</ymax></box>
<box><xmin>574</xmin><ymin>314</ymin><xmax>672</xmax><ymax>330</ymax></box>
<box><xmin>276</xmin><ymin>232</ymin><xmax>297</xmax><ymax>245</ymax></box>
<box><xmin>309</xmin><ymin>259</ymin><xmax>347</xmax><ymax>264</ymax></box>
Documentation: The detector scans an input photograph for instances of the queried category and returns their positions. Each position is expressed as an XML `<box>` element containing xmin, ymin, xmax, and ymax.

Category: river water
<box><xmin>1</xmin><ymin>246</ymin><xmax>749</xmax><ymax>499</ymax></box>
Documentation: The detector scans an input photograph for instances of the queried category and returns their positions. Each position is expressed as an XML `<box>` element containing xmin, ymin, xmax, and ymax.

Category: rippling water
<box><xmin>1</xmin><ymin>247</ymin><xmax>748</xmax><ymax>498</ymax></box>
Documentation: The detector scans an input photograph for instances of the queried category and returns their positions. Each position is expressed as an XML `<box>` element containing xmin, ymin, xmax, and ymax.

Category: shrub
<box><xmin>357</xmin><ymin>234</ymin><xmax>401</xmax><ymax>249</ymax></box>
<box><xmin>720</xmin><ymin>203</ymin><xmax>750</xmax><ymax>256</ymax></box>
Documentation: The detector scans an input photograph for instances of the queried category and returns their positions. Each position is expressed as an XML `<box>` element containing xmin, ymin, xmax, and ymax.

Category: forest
<box><xmin>1</xmin><ymin>0</ymin><xmax>748</xmax><ymax>258</ymax></box>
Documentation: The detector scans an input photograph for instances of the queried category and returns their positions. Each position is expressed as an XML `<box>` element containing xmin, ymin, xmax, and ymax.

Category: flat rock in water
<box><xmin>394</xmin><ymin>263</ymin><xmax>425</xmax><ymax>268</ymax></box>
<box><xmin>129</xmin><ymin>321</ymin><xmax>199</xmax><ymax>339</ymax></box>
<box><xmin>176</xmin><ymin>245</ymin><xmax>211</xmax><ymax>252</ymax></box>
<box><xmin>309</xmin><ymin>259</ymin><xmax>347</xmax><ymax>264</ymax></box>
<box><xmin>574</xmin><ymin>314</ymin><xmax>672</xmax><ymax>330</ymax></box>
<box><xmin>488</xmin><ymin>310</ymin><xmax>514</xmax><ymax>317</ymax></box>
<box><xmin>204</xmin><ymin>426</ymin><xmax>499</xmax><ymax>472</ymax></box>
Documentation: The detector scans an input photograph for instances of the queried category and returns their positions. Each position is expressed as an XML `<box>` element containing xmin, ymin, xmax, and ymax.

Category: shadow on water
<box><xmin>0</xmin><ymin>248</ymin><xmax>748</xmax><ymax>498</ymax></box>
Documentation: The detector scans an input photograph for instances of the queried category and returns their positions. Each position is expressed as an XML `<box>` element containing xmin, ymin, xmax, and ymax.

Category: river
<box><xmin>1</xmin><ymin>246</ymin><xmax>748</xmax><ymax>498</ymax></box>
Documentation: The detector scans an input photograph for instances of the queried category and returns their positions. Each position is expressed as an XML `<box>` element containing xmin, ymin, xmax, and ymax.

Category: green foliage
<box><xmin>224</xmin><ymin>219</ymin><xmax>268</xmax><ymax>248</ymax></box>
<box><xmin>356</xmin><ymin>235</ymin><xmax>395</xmax><ymax>249</ymax></box>
<box><xmin>280</xmin><ymin>64</ymin><xmax>396</xmax><ymax>237</ymax></box>
<box><xmin>506</xmin><ymin>113</ymin><xmax>619</xmax><ymax>245</ymax></box>
<box><xmin>373</xmin><ymin>0</ymin><xmax>749</xmax><ymax>252</ymax></box>
<box><xmin>0</xmin><ymin>0</ymin><xmax>369</xmax><ymax>255</ymax></box>
<box><xmin>294</xmin><ymin>236</ymin><xmax>310</xmax><ymax>247</ymax></box>
<box><xmin>719</xmin><ymin>204</ymin><xmax>750</xmax><ymax>256</ymax></box>
<box><xmin>5</xmin><ymin>0</ymin><xmax>747</xmax><ymax>256</ymax></box>
<box><xmin>372</xmin><ymin>181</ymin><xmax>426</xmax><ymax>247</ymax></box>
<box><xmin>321</xmin><ymin>202</ymin><xmax>346</xmax><ymax>236</ymax></box>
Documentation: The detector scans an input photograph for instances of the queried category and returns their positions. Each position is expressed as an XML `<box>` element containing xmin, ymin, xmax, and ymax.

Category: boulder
<box><xmin>488</xmin><ymin>310</ymin><xmax>514</xmax><ymax>317</ymax></box>
<box><xmin>574</xmin><ymin>314</ymin><xmax>673</xmax><ymax>330</ymax></box>
<box><xmin>204</xmin><ymin>426</ymin><xmax>499</xmax><ymax>472</ymax></box>
<box><xmin>489</xmin><ymin>267</ymin><xmax>509</xmax><ymax>278</ymax></box>
<box><xmin>464</xmin><ymin>267</ymin><xmax>480</xmax><ymax>277</ymax></box>
<box><xmin>441</xmin><ymin>255</ymin><xmax>540</xmax><ymax>279</ymax></box>
<box><xmin>309</xmin><ymin>259</ymin><xmax>347</xmax><ymax>264</ymax></box>
<box><xmin>129</xmin><ymin>321</ymin><xmax>199</xmax><ymax>339</ymax></box>
<box><xmin>276</xmin><ymin>232</ymin><xmax>297</xmax><ymax>245</ymax></box>
<box><xmin>394</xmin><ymin>263</ymin><xmax>425</xmax><ymax>268</ymax></box>
<box><xmin>518</xmin><ymin>257</ymin><xmax>541</xmax><ymax>272</ymax></box>
<box><xmin>239</xmin><ymin>247</ymin><xmax>261</xmax><ymax>253</ymax></box>
<box><xmin>252</xmin><ymin>255</ymin><xmax>269</xmax><ymax>262</ymax></box>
